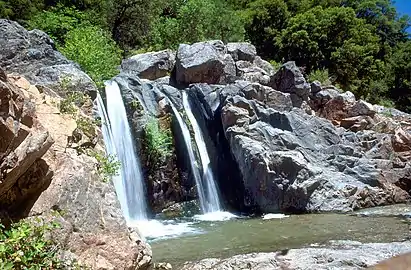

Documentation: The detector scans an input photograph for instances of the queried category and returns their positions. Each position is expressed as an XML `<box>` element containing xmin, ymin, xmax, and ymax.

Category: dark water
<box><xmin>150</xmin><ymin>213</ymin><xmax>410</xmax><ymax>268</ymax></box>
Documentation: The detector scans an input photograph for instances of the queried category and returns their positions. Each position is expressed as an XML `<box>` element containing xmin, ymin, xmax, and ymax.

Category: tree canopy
<box><xmin>1</xmin><ymin>0</ymin><xmax>410</xmax><ymax>111</ymax></box>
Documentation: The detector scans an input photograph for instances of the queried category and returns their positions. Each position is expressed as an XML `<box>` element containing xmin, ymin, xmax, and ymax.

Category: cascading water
<box><xmin>96</xmin><ymin>81</ymin><xmax>197</xmax><ymax>239</ymax></box>
<box><xmin>182</xmin><ymin>91</ymin><xmax>221</xmax><ymax>213</ymax></box>
<box><xmin>168</xmin><ymin>100</ymin><xmax>207</xmax><ymax>212</ymax></box>
<box><xmin>98</xmin><ymin>80</ymin><xmax>148</xmax><ymax>221</ymax></box>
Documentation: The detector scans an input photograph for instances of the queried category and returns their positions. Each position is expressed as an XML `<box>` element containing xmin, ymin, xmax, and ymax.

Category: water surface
<box><xmin>151</xmin><ymin>213</ymin><xmax>410</xmax><ymax>268</ymax></box>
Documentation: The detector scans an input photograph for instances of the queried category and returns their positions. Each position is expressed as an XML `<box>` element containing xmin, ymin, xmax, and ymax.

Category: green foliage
<box><xmin>76</xmin><ymin>116</ymin><xmax>99</xmax><ymax>138</ymax></box>
<box><xmin>60</xmin><ymin>25</ymin><xmax>122</xmax><ymax>86</ymax></box>
<box><xmin>242</xmin><ymin>0</ymin><xmax>290</xmax><ymax>59</ymax></box>
<box><xmin>88</xmin><ymin>151</ymin><xmax>121</xmax><ymax>182</ymax></box>
<box><xmin>269</xmin><ymin>60</ymin><xmax>282</xmax><ymax>71</ymax></box>
<box><xmin>59</xmin><ymin>77</ymin><xmax>88</xmax><ymax>115</ymax></box>
<box><xmin>0</xmin><ymin>0</ymin><xmax>43</xmax><ymax>22</ymax></box>
<box><xmin>0</xmin><ymin>219</ymin><xmax>62</xmax><ymax>269</ymax></box>
<box><xmin>143</xmin><ymin>117</ymin><xmax>173</xmax><ymax>165</ymax></box>
<box><xmin>28</xmin><ymin>5</ymin><xmax>88</xmax><ymax>45</ymax></box>
<box><xmin>308</xmin><ymin>69</ymin><xmax>331</xmax><ymax>85</ymax></box>
<box><xmin>149</xmin><ymin>0</ymin><xmax>244</xmax><ymax>50</ymax></box>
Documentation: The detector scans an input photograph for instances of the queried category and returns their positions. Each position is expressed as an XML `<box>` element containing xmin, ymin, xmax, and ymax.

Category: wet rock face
<box><xmin>180</xmin><ymin>241</ymin><xmax>411</xmax><ymax>270</ymax></box>
<box><xmin>114</xmin><ymin>75</ymin><xmax>194</xmax><ymax>212</ymax></box>
<box><xmin>0</xmin><ymin>20</ymin><xmax>97</xmax><ymax>98</ymax></box>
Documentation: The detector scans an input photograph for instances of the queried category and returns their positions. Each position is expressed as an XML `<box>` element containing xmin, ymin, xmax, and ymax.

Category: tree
<box><xmin>278</xmin><ymin>6</ymin><xmax>382</xmax><ymax>96</ymax></box>
<box><xmin>148</xmin><ymin>0</ymin><xmax>244</xmax><ymax>50</ymax></box>
<box><xmin>243</xmin><ymin>0</ymin><xmax>290</xmax><ymax>59</ymax></box>
<box><xmin>60</xmin><ymin>25</ymin><xmax>122</xmax><ymax>85</ymax></box>
<box><xmin>28</xmin><ymin>5</ymin><xmax>88</xmax><ymax>45</ymax></box>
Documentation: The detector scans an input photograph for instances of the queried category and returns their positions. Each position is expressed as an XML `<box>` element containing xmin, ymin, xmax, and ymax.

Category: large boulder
<box><xmin>0</xmin><ymin>20</ymin><xmax>97</xmax><ymax>97</ymax></box>
<box><xmin>121</xmin><ymin>49</ymin><xmax>175</xmax><ymax>80</ymax></box>
<box><xmin>226</xmin><ymin>42</ymin><xmax>257</xmax><ymax>62</ymax></box>
<box><xmin>175</xmin><ymin>41</ymin><xmax>232</xmax><ymax>85</ymax></box>
<box><xmin>270</xmin><ymin>61</ymin><xmax>311</xmax><ymax>107</ymax></box>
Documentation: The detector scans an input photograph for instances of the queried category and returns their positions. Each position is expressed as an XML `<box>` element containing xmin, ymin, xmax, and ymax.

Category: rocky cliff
<box><xmin>0</xmin><ymin>20</ymin><xmax>152</xmax><ymax>269</ymax></box>
<box><xmin>117</xmin><ymin>40</ymin><xmax>411</xmax><ymax>214</ymax></box>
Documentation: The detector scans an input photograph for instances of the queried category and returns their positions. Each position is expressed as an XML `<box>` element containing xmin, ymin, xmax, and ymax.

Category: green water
<box><xmin>151</xmin><ymin>213</ymin><xmax>410</xmax><ymax>268</ymax></box>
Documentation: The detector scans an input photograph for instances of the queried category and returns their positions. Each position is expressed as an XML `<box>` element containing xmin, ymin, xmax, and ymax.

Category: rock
<box><xmin>0</xmin><ymin>20</ymin><xmax>97</xmax><ymax>97</ymax></box>
<box><xmin>349</xmin><ymin>100</ymin><xmax>376</xmax><ymax>117</ymax></box>
<box><xmin>175</xmin><ymin>41</ymin><xmax>227</xmax><ymax>85</ymax></box>
<box><xmin>236</xmin><ymin>61</ymin><xmax>270</xmax><ymax>85</ymax></box>
<box><xmin>181</xmin><ymin>241</ymin><xmax>411</xmax><ymax>270</ymax></box>
<box><xmin>270</xmin><ymin>61</ymin><xmax>311</xmax><ymax>107</ymax></box>
<box><xmin>227</xmin><ymin>42</ymin><xmax>257</xmax><ymax>62</ymax></box>
<box><xmin>121</xmin><ymin>49</ymin><xmax>175</xmax><ymax>80</ymax></box>
<box><xmin>253</xmin><ymin>56</ymin><xmax>275</xmax><ymax>76</ymax></box>
<box><xmin>310</xmin><ymin>81</ymin><xmax>322</xmax><ymax>94</ymax></box>
<box><xmin>0</xmin><ymin>69</ymin><xmax>54</xmax><ymax>219</ymax></box>
<box><xmin>220</xmin><ymin>95</ymin><xmax>410</xmax><ymax>213</ymax></box>
<box><xmin>159</xmin><ymin>200</ymin><xmax>201</xmax><ymax>218</ymax></box>
<box><xmin>173</xmin><ymin>40</ymin><xmax>242</xmax><ymax>85</ymax></box>
<box><xmin>0</xmin><ymin>69</ymin><xmax>152</xmax><ymax>269</ymax></box>
<box><xmin>392</xmin><ymin>128</ymin><xmax>411</xmax><ymax>152</ymax></box>
<box><xmin>340</xmin><ymin>116</ymin><xmax>373</xmax><ymax>132</ymax></box>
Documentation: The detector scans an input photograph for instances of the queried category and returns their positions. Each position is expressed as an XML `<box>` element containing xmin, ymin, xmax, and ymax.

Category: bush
<box><xmin>143</xmin><ymin>117</ymin><xmax>173</xmax><ymax>165</ymax></box>
<box><xmin>28</xmin><ymin>5</ymin><xmax>87</xmax><ymax>46</ymax></box>
<box><xmin>308</xmin><ymin>69</ymin><xmax>331</xmax><ymax>84</ymax></box>
<box><xmin>88</xmin><ymin>151</ymin><xmax>121</xmax><ymax>182</ymax></box>
<box><xmin>60</xmin><ymin>25</ymin><xmax>122</xmax><ymax>87</ymax></box>
<box><xmin>148</xmin><ymin>0</ymin><xmax>244</xmax><ymax>50</ymax></box>
<box><xmin>0</xmin><ymin>219</ymin><xmax>63</xmax><ymax>269</ymax></box>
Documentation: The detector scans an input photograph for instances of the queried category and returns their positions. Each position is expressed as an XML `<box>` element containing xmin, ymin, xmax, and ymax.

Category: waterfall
<box><xmin>168</xmin><ymin>101</ymin><xmax>208</xmax><ymax>212</ymax></box>
<box><xmin>182</xmin><ymin>91</ymin><xmax>222</xmax><ymax>213</ymax></box>
<box><xmin>96</xmin><ymin>80</ymin><xmax>148</xmax><ymax>222</ymax></box>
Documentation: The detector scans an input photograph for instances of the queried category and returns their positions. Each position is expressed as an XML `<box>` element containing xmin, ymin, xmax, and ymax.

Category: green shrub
<box><xmin>60</xmin><ymin>25</ymin><xmax>122</xmax><ymax>87</ymax></box>
<box><xmin>148</xmin><ymin>0</ymin><xmax>244</xmax><ymax>50</ymax></box>
<box><xmin>269</xmin><ymin>60</ymin><xmax>282</xmax><ymax>71</ymax></box>
<box><xmin>88</xmin><ymin>151</ymin><xmax>121</xmax><ymax>182</ymax></box>
<box><xmin>28</xmin><ymin>5</ymin><xmax>88</xmax><ymax>46</ymax></box>
<box><xmin>308</xmin><ymin>69</ymin><xmax>331</xmax><ymax>84</ymax></box>
<box><xmin>0</xmin><ymin>219</ymin><xmax>63</xmax><ymax>269</ymax></box>
<box><xmin>59</xmin><ymin>77</ymin><xmax>89</xmax><ymax>115</ymax></box>
<box><xmin>143</xmin><ymin>117</ymin><xmax>173</xmax><ymax>165</ymax></box>
<box><xmin>76</xmin><ymin>116</ymin><xmax>100</xmax><ymax>138</ymax></box>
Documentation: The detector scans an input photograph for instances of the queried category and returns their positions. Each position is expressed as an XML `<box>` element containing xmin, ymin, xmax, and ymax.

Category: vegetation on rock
<box><xmin>0</xmin><ymin>219</ymin><xmax>63</xmax><ymax>269</ymax></box>
<box><xmin>89</xmin><ymin>151</ymin><xmax>121</xmax><ymax>182</ymax></box>
<box><xmin>143</xmin><ymin>117</ymin><xmax>173</xmax><ymax>166</ymax></box>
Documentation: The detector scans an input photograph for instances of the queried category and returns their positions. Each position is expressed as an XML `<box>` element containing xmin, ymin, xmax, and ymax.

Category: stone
<box><xmin>349</xmin><ymin>100</ymin><xmax>376</xmax><ymax>117</ymax></box>
<box><xmin>310</xmin><ymin>81</ymin><xmax>322</xmax><ymax>94</ymax></box>
<box><xmin>181</xmin><ymin>241</ymin><xmax>411</xmax><ymax>270</ymax></box>
<box><xmin>253</xmin><ymin>56</ymin><xmax>275</xmax><ymax>76</ymax></box>
<box><xmin>175</xmin><ymin>41</ymin><xmax>226</xmax><ymax>85</ymax></box>
<box><xmin>270</xmin><ymin>61</ymin><xmax>311</xmax><ymax>107</ymax></box>
<box><xmin>121</xmin><ymin>49</ymin><xmax>175</xmax><ymax>80</ymax></box>
<box><xmin>226</xmin><ymin>42</ymin><xmax>257</xmax><ymax>62</ymax></box>
<box><xmin>0</xmin><ymin>70</ymin><xmax>54</xmax><ymax>218</ymax></box>
<box><xmin>0</xmin><ymin>20</ymin><xmax>97</xmax><ymax>97</ymax></box>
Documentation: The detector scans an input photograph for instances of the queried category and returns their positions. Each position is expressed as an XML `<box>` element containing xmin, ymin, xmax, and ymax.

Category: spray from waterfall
<box><xmin>96</xmin><ymin>80</ymin><xmax>148</xmax><ymax>221</ymax></box>
<box><xmin>182</xmin><ymin>91</ymin><xmax>222</xmax><ymax>213</ymax></box>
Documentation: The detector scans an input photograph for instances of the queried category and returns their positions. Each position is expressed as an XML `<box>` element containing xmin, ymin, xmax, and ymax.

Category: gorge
<box><xmin>1</xmin><ymin>19</ymin><xmax>411</xmax><ymax>269</ymax></box>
